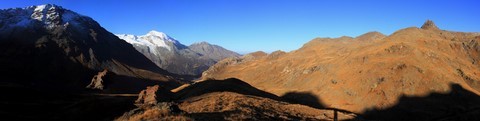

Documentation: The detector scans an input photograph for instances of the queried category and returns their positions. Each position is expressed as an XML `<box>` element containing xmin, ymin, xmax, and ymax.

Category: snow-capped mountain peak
<box><xmin>145</xmin><ymin>30</ymin><xmax>179</xmax><ymax>43</ymax></box>
<box><xmin>116</xmin><ymin>30</ymin><xmax>240</xmax><ymax>75</ymax></box>
<box><xmin>116</xmin><ymin>31</ymin><xmax>181</xmax><ymax>52</ymax></box>
<box><xmin>147</xmin><ymin>30</ymin><xmax>167</xmax><ymax>38</ymax></box>
<box><xmin>0</xmin><ymin>4</ymin><xmax>84</xmax><ymax>30</ymax></box>
<box><xmin>31</xmin><ymin>4</ymin><xmax>56</xmax><ymax>21</ymax></box>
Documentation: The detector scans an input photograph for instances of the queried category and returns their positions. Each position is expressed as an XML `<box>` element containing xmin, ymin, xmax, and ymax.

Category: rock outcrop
<box><xmin>421</xmin><ymin>20</ymin><xmax>440</xmax><ymax>30</ymax></box>
<box><xmin>86</xmin><ymin>69</ymin><xmax>108</xmax><ymax>90</ymax></box>
<box><xmin>135</xmin><ymin>85</ymin><xmax>173</xmax><ymax>107</ymax></box>
<box><xmin>116</xmin><ymin>102</ymin><xmax>188</xmax><ymax>121</ymax></box>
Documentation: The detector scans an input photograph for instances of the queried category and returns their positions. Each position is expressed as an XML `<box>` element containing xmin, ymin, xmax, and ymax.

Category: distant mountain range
<box><xmin>116</xmin><ymin>31</ymin><xmax>240</xmax><ymax>76</ymax></box>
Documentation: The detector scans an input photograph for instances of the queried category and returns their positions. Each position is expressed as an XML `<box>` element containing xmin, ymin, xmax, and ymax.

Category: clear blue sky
<box><xmin>1</xmin><ymin>0</ymin><xmax>479</xmax><ymax>53</ymax></box>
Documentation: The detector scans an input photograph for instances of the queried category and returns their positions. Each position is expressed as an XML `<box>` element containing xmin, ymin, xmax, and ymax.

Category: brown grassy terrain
<box><xmin>116</xmin><ymin>78</ymin><xmax>357</xmax><ymax>121</ymax></box>
<box><xmin>202</xmin><ymin>21</ymin><xmax>480</xmax><ymax>120</ymax></box>
<box><xmin>179</xmin><ymin>92</ymin><xmax>355</xmax><ymax>120</ymax></box>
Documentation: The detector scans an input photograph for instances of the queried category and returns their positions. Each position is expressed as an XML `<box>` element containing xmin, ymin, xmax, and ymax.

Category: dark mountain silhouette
<box><xmin>0</xmin><ymin>4</ymin><xmax>183</xmax><ymax>93</ymax></box>
<box><xmin>0</xmin><ymin>4</ymin><xmax>183</xmax><ymax>120</ymax></box>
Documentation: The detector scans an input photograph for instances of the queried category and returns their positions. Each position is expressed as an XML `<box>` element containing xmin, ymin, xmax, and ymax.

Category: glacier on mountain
<box><xmin>116</xmin><ymin>30</ymin><xmax>179</xmax><ymax>53</ymax></box>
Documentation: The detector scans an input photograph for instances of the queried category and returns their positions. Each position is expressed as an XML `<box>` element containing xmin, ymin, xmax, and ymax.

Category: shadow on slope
<box><xmin>280</xmin><ymin>91</ymin><xmax>325</xmax><ymax>109</ymax></box>
<box><xmin>176</xmin><ymin>79</ymin><xmax>480</xmax><ymax>121</ymax></box>
<box><xmin>280</xmin><ymin>91</ymin><xmax>358</xmax><ymax>121</ymax></box>
<box><xmin>174</xmin><ymin>78</ymin><xmax>336</xmax><ymax>110</ymax></box>
<box><xmin>0</xmin><ymin>27</ymin><xmax>184</xmax><ymax>93</ymax></box>
<box><xmin>120</xmin><ymin>78</ymin><xmax>362</xmax><ymax>120</ymax></box>
<box><xmin>0</xmin><ymin>41</ymin><xmax>176</xmax><ymax>120</ymax></box>
<box><xmin>359</xmin><ymin>83</ymin><xmax>480</xmax><ymax>121</ymax></box>
<box><xmin>173</xmin><ymin>78</ymin><xmax>280</xmax><ymax>100</ymax></box>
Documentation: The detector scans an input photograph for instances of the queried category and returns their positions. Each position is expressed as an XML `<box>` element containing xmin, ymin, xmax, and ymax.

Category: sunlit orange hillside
<box><xmin>202</xmin><ymin>20</ymin><xmax>480</xmax><ymax>120</ymax></box>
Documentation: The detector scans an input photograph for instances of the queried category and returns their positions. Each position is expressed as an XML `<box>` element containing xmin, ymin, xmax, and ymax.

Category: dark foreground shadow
<box><xmin>359</xmin><ymin>83</ymin><xmax>480</xmax><ymax>121</ymax></box>
<box><xmin>0</xmin><ymin>85</ymin><xmax>137</xmax><ymax>121</ymax></box>
<box><xmin>0</xmin><ymin>20</ymin><xmax>186</xmax><ymax>121</ymax></box>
